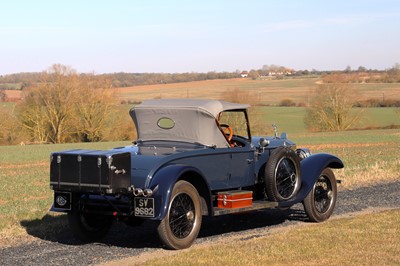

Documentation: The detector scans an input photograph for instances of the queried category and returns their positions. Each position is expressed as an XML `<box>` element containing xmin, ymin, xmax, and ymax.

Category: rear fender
<box><xmin>279</xmin><ymin>153</ymin><xmax>344</xmax><ymax>208</ymax></box>
<box><xmin>147</xmin><ymin>164</ymin><xmax>210</xmax><ymax>220</ymax></box>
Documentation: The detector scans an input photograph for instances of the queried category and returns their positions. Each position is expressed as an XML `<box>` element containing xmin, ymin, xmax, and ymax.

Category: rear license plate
<box><xmin>134</xmin><ymin>198</ymin><xmax>155</xmax><ymax>217</ymax></box>
<box><xmin>54</xmin><ymin>191</ymin><xmax>71</xmax><ymax>210</ymax></box>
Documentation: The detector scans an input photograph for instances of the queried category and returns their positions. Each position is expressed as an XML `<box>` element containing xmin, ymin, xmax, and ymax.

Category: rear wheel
<box><xmin>303</xmin><ymin>168</ymin><xmax>337</xmax><ymax>222</ymax></box>
<box><xmin>67</xmin><ymin>210</ymin><xmax>113</xmax><ymax>242</ymax></box>
<box><xmin>157</xmin><ymin>180</ymin><xmax>202</xmax><ymax>250</ymax></box>
<box><xmin>124</xmin><ymin>217</ymin><xmax>144</xmax><ymax>227</ymax></box>
<box><xmin>265</xmin><ymin>147</ymin><xmax>301</xmax><ymax>201</ymax></box>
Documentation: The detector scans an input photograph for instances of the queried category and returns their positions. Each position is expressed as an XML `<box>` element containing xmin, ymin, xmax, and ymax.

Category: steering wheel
<box><xmin>220</xmin><ymin>124</ymin><xmax>233</xmax><ymax>141</ymax></box>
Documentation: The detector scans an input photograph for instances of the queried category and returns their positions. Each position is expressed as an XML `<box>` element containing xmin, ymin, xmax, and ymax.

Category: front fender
<box><xmin>147</xmin><ymin>164</ymin><xmax>208</xmax><ymax>220</ymax></box>
<box><xmin>279</xmin><ymin>153</ymin><xmax>344</xmax><ymax>208</ymax></box>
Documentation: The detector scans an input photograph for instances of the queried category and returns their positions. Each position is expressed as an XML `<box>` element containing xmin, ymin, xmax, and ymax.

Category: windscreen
<box><xmin>218</xmin><ymin>110</ymin><xmax>250</xmax><ymax>140</ymax></box>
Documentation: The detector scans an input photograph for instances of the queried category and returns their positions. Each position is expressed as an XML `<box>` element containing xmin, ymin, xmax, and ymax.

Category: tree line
<box><xmin>322</xmin><ymin>69</ymin><xmax>400</xmax><ymax>83</ymax></box>
<box><xmin>0</xmin><ymin>71</ymin><xmax>241</xmax><ymax>90</ymax></box>
<box><xmin>2</xmin><ymin>64</ymin><xmax>400</xmax><ymax>90</ymax></box>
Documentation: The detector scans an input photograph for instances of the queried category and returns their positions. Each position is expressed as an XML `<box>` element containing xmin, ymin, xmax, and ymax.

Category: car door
<box><xmin>173</xmin><ymin>149</ymin><xmax>234</xmax><ymax>190</ymax></box>
<box><xmin>228</xmin><ymin>144</ymin><xmax>255</xmax><ymax>188</ymax></box>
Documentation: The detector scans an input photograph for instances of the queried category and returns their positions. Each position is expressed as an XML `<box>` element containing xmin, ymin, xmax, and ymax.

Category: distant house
<box><xmin>268</xmin><ymin>69</ymin><xmax>294</xmax><ymax>76</ymax></box>
<box><xmin>240</xmin><ymin>71</ymin><xmax>248</xmax><ymax>78</ymax></box>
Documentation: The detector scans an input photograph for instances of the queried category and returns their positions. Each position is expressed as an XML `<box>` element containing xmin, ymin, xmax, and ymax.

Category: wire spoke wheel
<box><xmin>303</xmin><ymin>168</ymin><xmax>337</xmax><ymax>222</ymax></box>
<box><xmin>157</xmin><ymin>180</ymin><xmax>202</xmax><ymax>249</ymax></box>
<box><xmin>169</xmin><ymin>193</ymin><xmax>195</xmax><ymax>238</ymax></box>
<box><xmin>265</xmin><ymin>147</ymin><xmax>301</xmax><ymax>201</ymax></box>
<box><xmin>275</xmin><ymin>157</ymin><xmax>299</xmax><ymax>199</ymax></box>
<box><xmin>313</xmin><ymin>176</ymin><xmax>333</xmax><ymax>213</ymax></box>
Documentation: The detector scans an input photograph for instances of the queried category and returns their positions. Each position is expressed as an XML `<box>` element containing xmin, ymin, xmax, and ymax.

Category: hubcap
<box><xmin>186</xmin><ymin>211</ymin><xmax>194</xmax><ymax>222</ymax></box>
<box><xmin>314</xmin><ymin>176</ymin><xmax>333</xmax><ymax>213</ymax></box>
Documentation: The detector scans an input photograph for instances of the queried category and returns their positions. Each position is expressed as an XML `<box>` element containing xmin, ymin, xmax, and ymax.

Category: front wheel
<box><xmin>303</xmin><ymin>168</ymin><xmax>337</xmax><ymax>222</ymax></box>
<box><xmin>265</xmin><ymin>147</ymin><xmax>301</xmax><ymax>201</ymax></box>
<box><xmin>157</xmin><ymin>180</ymin><xmax>202</xmax><ymax>250</ymax></box>
<box><xmin>67</xmin><ymin>210</ymin><xmax>113</xmax><ymax>242</ymax></box>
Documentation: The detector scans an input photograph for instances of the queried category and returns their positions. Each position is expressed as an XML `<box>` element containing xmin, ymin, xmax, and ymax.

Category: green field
<box><xmin>0</xmin><ymin>102</ymin><xmax>15</xmax><ymax>108</ymax></box>
<box><xmin>255</xmin><ymin>107</ymin><xmax>399</xmax><ymax>134</ymax></box>
<box><xmin>0</xmin><ymin>141</ymin><xmax>131</xmax><ymax>236</ymax></box>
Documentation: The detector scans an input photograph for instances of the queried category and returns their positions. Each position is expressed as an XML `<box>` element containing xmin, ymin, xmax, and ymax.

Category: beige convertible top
<box><xmin>130</xmin><ymin>99</ymin><xmax>249</xmax><ymax>148</ymax></box>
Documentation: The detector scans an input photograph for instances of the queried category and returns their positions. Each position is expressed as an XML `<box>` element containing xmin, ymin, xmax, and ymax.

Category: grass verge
<box><xmin>139</xmin><ymin>209</ymin><xmax>400</xmax><ymax>266</ymax></box>
<box><xmin>290</xmin><ymin>129</ymin><xmax>400</xmax><ymax>189</ymax></box>
<box><xmin>0</xmin><ymin>141</ymin><xmax>131</xmax><ymax>238</ymax></box>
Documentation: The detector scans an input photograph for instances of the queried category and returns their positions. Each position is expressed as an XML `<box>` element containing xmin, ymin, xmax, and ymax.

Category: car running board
<box><xmin>213</xmin><ymin>201</ymin><xmax>278</xmax><ymax>216</ymax></box>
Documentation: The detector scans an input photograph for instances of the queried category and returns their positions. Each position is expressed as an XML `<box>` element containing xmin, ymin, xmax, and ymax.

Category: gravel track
<box><xmin>1</xmin><ymin>181</ymin><xmax>399</xmax><ymax>266</ymax></box>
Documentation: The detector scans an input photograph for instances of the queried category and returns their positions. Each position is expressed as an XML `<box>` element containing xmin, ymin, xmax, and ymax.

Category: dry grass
<box><xmin>304</xmin><ymin>142</ymin><xmax>400</xmax><ymax>189</ymax></box>
<box><xmin>115</xmin><ymin>78</ymin><xmax>400</xmax><ymax>107</ymax></box>
<box><xmin>135</xmin><ymin>209</ymin><xmax>400</xmax><ymax>266</ymax></box>
<box><xmin>292</xmin><ymin>129</ymin><xmax>400</xmax><ymax>189</ymax></box>
<box><xmin>336</xmin><ymin>160</ymin><xmax>400</xmax><ymax>189</ymax></box>
<box><xmin>116</xmin><ymin>78</ymin><xmax>318</xmax><ymax>105</ymax></box>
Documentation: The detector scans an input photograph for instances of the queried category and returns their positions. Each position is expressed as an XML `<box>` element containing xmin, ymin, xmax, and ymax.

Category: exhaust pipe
<box><xmin>133</xmin><ymin>188</ymin><xmax>153</xmax><ymax>197</ymax></box>
<box><xmin>143</xmin><ymin>189</ymin><xmax>153</xmax><ymax>197</ymax></box>
<box><xmin>133</xmin><ymin>188</ymin><xmax>143</xmax><ymax>196</ymax></box>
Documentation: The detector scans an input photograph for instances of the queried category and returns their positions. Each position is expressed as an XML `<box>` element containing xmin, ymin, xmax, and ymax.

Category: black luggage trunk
<box><xmin>50</xmin><ymin>149</ymin><xmax>131</xmax><ymax>194</ymax></box>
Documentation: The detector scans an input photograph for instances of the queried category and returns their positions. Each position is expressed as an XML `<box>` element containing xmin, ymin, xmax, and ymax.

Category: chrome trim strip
<box><xmin>50</xmin><ymin>181</ymin><xmax>110</xmax><ymax>188</ymax></box>
<box><xmin>217</xmin><ymin>197</ymin><xmax>253</xmax><ymax>202</ymax></box>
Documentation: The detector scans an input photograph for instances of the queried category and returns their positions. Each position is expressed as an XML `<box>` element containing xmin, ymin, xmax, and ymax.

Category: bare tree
<box><xmin>73</xmin><ymin>75</ymin><xmax>115</xmax><ymax>142</ymax></box>
<box><xmin>0</xmin><ymin>106</ymin><xmax>25</xmax><ymax>144</ymax></box>
<box><xmin>16</xmin><ymin>65</ymin><xmax>118</xmax><ymax>143</ymax></box>
<box><xmin>304</xmin><ymin>83</ymin><xmax>363</xmax><ymax>131</ymax></box>
<box><xmin>17</xmin><ymin>65</ymin><xmax>78</xmax><ymax>143</ymax></box>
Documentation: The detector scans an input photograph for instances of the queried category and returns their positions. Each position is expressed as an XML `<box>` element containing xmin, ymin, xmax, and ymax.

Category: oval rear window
<box><xmin>157</xmin><ymin>117</ymin><xmax>175</xmax><ymax>129</ymax></box>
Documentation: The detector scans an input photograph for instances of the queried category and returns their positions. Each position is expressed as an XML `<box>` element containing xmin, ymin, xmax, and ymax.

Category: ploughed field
<box><xmin>115</xmin><ymin>77</ymin><xmax>400</xmax><ymax>106</ymax></box>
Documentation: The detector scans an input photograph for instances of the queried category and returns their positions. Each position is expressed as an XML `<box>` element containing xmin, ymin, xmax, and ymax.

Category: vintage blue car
<box><xmin>50</xmin><ymin>99</ymin><xmax>344</xmax><ymax>249</ymax></box>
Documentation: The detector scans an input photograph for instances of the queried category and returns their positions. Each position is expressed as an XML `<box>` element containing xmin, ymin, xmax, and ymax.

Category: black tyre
<box><xmin>157</xmin><ymin>180</ymin><xmax>202</xmax><ymax>250</ymax></box>
<box><xmin>67</xmin><ymin>210</ymin><xmax>113</xmax><ymax>242</ymax></box>
<box><xmin>124</xmin><ymin>217</ymin><xmax>144</xmax><ymax>227</ymax></box>
<box><xmin>265</xmin><ymin>147</ymin><xmax>301</xmax><ymax>201</ymax></box>
<box><xmin>303</xmin><ymin>168</ymin><xmax>337</xmax><ymax>222</ymax></box>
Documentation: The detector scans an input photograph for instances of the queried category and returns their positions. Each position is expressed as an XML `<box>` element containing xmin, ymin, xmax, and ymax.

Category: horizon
<box><xmin>0</xmin><ymin>65</ymin><xmax>398</xmax><ymax>77</ymax></box>
<box><xmin>1</xmin><ymin>0</ymin><xmax>400</xmax><ymax>75</ymax></box>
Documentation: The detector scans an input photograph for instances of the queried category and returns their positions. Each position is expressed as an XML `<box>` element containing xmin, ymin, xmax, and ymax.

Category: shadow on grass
<box><xmin>20</xmin><ymin>205</ymin><xmax>308</xmax><ymax>249</ymax></box>
<box><xmin>20</xmin><ymin>214</ymin><xmax>72</xmax><ymax>243</ymax></box>
<box><xmin>20</xmin><ymin>213</ymin><xmax>162</xmax><ymax>249</ymax></box>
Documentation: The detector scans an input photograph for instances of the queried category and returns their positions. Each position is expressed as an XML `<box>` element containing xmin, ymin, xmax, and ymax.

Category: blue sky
<box><xmin>1</xmin><ymin>0</ymin><xmax>399</xmax><ymax>74</ymax></box>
